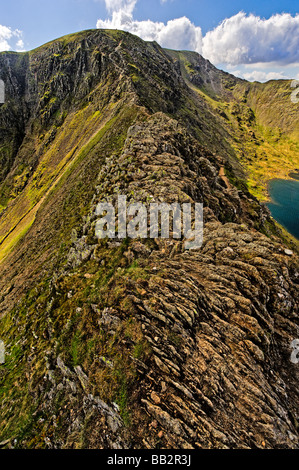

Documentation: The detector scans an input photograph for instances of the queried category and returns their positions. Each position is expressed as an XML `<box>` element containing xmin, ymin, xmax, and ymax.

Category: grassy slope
<box><xmin>0</xmin><ymin>94</ymin><xmax>144</xmax><ymax>446</ymax></box>
<box><xmin>0</xmin><ymin>31</ymin><xmax>164</xmax><ymax>443</ymax></box>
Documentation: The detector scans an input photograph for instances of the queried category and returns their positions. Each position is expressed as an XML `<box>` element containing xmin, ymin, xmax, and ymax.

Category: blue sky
<box><xmin>0</xmin><ymin>0</ymin><xmax>299</xmax><ymax>82</ymax></box>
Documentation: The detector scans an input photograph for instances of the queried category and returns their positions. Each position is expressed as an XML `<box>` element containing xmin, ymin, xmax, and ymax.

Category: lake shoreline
<box><xmin>265</xmin><ymin>178</ymin><xmax>299</xmax><ymax>240</ymax></box>
<box><xmin>261</xmin><ymin>171</ymin><xmax>299</xmax><ymax>202</ymax></box>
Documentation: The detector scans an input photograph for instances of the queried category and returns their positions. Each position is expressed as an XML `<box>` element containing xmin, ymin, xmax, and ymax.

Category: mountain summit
<box><xmin>0</xmin><ymin>29</ymin><xmax>298</xmax><ymax>449</ymax></box>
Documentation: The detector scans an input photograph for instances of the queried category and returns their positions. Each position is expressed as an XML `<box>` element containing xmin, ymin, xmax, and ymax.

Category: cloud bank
<box><xmin>202</xmin><ymin>12</ymin><xmax>299</xmax><ymax>66</ymax></box>
<box><xmin>242</xmin><ymin>70</ymin><xmax>289</xmax><ymax>82</ymax></box>
<box><xmin>97</xmin><ymin>0</ymin><xmax>202</xmax><ymax>52</ymax></box>
<box><xmin>96</xmin><ymin>1</ymin><xmax>299</xmax><ymax>77</ymax></box>
<box><xmin>0</xmin><ymin>25</ymin><xmax>24</xmax><ymax>52</ymax></box>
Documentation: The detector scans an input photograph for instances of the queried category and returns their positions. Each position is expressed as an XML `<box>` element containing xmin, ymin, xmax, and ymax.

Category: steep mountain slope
<box><xmin>0</xmin><ymin>29</ymin><xmax>298</xmax><ymax>449</ymax></box>
<box><xmin>167</xmin><ymin>50</ymin><xmax>299</xmax><ymax>199</ymax></box>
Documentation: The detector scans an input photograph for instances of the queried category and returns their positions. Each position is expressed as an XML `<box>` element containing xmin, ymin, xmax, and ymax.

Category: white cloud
<box><xmin>0</xmin><ymin>25</ymin><xmax>15</xmax><ymax>51</ymax></box>
<box><xmin>16</xmin><ymin>39</ymin><xmax>25</xmax><ymax>52</ymax></box>
<box><xmin>202</xmin><ymin>12</ymin><xmax>299</xmax><ymax>65</ymax></box>
<box><xmin>222</xmin><ymin>62</ymin><xmax>299</xmax><ymax>82</ymax></box>
<box><xmin>104</xmin><ymin>0</ymin><xmax>137</xmax><ymax>15</ymax></box>
<box><xmin>0</xmin><ymin>25</ymin><xmax>24</xmax><ymax>52</ymax></box>
<box><xmin>96</xmin><ymin>0</ymin><xmax>202</xmax><ymax>52</ymax></box>
<box><xmin>157</xmin><ymin>17</ymin><xmax>202</xmax><ymax>52</ymax></box>
<box><xmin>242</xmin><ymin>70</ymin><xmax>287</xmax><ymax>82</ymax></box>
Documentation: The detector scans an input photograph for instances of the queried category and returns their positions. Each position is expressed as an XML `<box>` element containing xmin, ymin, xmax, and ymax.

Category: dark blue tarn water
<box><xmin>267</xmin><ymin>179</ymin><xmax>299</xmax><ymax>240</ymax></box>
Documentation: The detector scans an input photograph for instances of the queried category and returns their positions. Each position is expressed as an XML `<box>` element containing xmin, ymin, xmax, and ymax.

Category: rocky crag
<box><xmin>0</xmin><ymin>29</ymin><xmax>298</xmax><ymax>449</ymax></box>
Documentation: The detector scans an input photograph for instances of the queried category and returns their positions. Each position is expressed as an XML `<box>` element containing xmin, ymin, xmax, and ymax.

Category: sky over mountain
<box><xmin>0</xmin><ymin>0</ymin><xmax>298</xmax><ymax>82</ymax></box>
